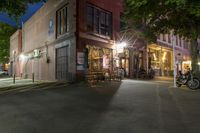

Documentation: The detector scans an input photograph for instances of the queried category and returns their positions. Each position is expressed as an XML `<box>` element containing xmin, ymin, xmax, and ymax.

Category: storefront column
<box><xmin>160</xmin><ymin>46</ymin><xmax>163</xmax><ymax>76</ymax></box>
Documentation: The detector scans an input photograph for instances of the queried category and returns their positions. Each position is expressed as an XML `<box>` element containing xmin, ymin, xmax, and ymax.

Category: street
<box><xmin>0</xmin><ymin>79</ymin><xmax>200</xmax><ymax>133</ymax></box>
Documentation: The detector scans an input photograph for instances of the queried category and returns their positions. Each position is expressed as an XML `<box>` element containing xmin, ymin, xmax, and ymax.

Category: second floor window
<box><xmin>176</xmin><ymin>36</ymin><xmax>179</xmax><ymax>46</ymax></box>
<box><xmin>86</xmin><ymin>4</ymin><xmax>112</xmax><ymax>37</ymax></box>
<box><xmin>163</xmin><ymin>34</ymin><xmax>166</xmax><ymax>42</ymax></box>
<box><xmin>180</xmin><ymin>39</ymin><xmax>182</xmax><ymax>47</ymax></box>
<box><xmin>168</xmin><ymin>34</ymin><xmax>171</xmax><ymax>43</ymax></box>
<box><xmin>183</xmin><ymin>41</ymin><xmax>189</xmax><ymax>49</ymax></box>
<box><xmin>56</xmin><ymin>5</ymin><xmax>68</xmax><ymax>37</ymax></box>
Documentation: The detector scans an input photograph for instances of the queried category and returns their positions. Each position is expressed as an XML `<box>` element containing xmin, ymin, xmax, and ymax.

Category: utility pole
<box><xmin>172</xmin><ymin>35</ymin><xmax>177</xmax><ymax>87</ymax></box>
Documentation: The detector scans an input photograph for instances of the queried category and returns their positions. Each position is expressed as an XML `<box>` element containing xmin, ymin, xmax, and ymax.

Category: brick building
<box><xmin>10</xmin><ymin>0</ymin><xmax>123</xmax><ymax>81</ymax></box>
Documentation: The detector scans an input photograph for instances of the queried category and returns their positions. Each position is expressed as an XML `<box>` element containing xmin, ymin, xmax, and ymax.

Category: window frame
<box><xmin>86</xmin><ymin>3</ymin><xmax>112</xmax><ymax>38</ymax></box>
<box><xmin>56</xmin><ymin>4</ymin><xmax>68</xmax><ymax>38</ymax></box>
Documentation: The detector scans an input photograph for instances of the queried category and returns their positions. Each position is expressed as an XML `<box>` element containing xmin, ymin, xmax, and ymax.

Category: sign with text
<box><xmin>77</xmin><ymin>52</ymin><xmax>84</xmax><ymax>70</ymax></box>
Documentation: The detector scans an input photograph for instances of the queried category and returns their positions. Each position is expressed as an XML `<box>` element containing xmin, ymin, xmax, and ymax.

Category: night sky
<box><xmin>0</xmin><ymin>2</ymin><xmax>44</xmax><ymax>27</ymax></box>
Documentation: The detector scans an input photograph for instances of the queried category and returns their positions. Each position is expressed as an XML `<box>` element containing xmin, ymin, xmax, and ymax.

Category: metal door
<box><xmin>56</xmin><ymin>46</ymin><xmax>68</xmax><ymax>80</ymax></box>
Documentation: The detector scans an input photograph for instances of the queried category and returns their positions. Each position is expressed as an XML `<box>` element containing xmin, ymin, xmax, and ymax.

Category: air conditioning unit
<box><xmin>33</xmin><ymin>49</ymin><xmax>41</xmax><ymax>58</ymax></box>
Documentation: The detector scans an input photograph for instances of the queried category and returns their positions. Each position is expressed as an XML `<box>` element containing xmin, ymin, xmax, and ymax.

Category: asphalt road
<box><xmin>0</xmin><ymin>79</ymin><xmax>200</xmax><ymax>133</ymax></box>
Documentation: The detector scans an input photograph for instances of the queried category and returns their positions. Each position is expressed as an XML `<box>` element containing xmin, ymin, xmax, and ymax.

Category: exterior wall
<box><xmin>10</xmin><ymin>30</ymin><xmax>22</xmax><ymax>59</ymax></box>
<box><xmin>77</xmin><ymin>0</ymin><xmax>123</xmax><ymax>50</ymax></box>
<box><xmin>9</xmin><ymin>0</ymin><xmax>123</xmax><ymax>81</ymax></box>
<box><xmin>78</xmin><ymin>0</ymin><xmax>122</xmax><ymax>38</ymax></box>
<box><xmin>10</xmin><ymin>30</ymin><xmax>22</xmax><ymax>76</ymax></box>
<box><xmin>128</xmin><ymin>39</ymin><xmax>147</xmax><ymax>78</ymax></box>
<box><xmin>20</xmin><ymin>0</ymin><xmax>76</xmax><ymax>81</ymax></box>
<box><xmin>152</xmin><ymin>33</ymin><xmax>191</xmax><ymax>76</ymax></box>
<box><xmin>76</xmin><ymin>0</ymin><xmax>123</xmax><ymax>80</ymax></box>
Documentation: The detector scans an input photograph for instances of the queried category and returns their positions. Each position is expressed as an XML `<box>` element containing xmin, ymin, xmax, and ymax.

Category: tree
<box><xmin>0</xmin><ymin>0</ymin><xmax>45</xmax><ymax>22</ymax></box>
<box><xmin>0</xmin><ymin>22</ymin><xmax>16</xmax><ymax>63</ymax></box>
<box><xmin>124</xmin><ymin>0</ymin><xmax>200</xmax><ymax>71</ymax></box>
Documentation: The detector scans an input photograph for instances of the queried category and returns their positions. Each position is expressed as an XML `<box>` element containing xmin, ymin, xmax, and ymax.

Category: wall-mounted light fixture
<box><xmin>19</xmin><ymin>54</ymin><xmax>26</xmax><ymax>60</ymax></box>
<box><xmin>116</xmin><ymin>42</ymin><xmax>127</xmax><ymax>53</ymax></box>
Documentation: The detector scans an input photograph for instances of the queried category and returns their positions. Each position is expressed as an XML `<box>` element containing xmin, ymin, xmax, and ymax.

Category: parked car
<box><xmin>0</xmin><ymin>70</ymin><xmax>8</xmax><ymax>76</ymax></box>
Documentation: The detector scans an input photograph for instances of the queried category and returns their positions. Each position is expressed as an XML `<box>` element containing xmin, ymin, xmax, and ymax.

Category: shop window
<box><xmin>87</xmin><ymin>45</ymin><xmax>112</xmax><ymax>72</ymax></box>
<box><xmin>86</xmin><ymin>4</ymin><xmax>112</xmax><ymax>37</ymax></box>
<box><xmin>56</xmin><ymin>5</ymin><xmax>68</xmax><ymax>37</ymax></box>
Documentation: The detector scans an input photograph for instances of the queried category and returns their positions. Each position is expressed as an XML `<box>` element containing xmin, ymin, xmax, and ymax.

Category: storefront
<box><xmin>86</xmin><ymin>45</ymin><xmax>113</xmax><ymax>73</ymax></box>
<box><xmin>148</xmin><ymin>44</ymin><xmax>173</xmax><ymax>76</ymax></box>
<box><xmin>116</xmin><ymin>48</ymin><xmax>129</xmax><ymax>77</ymax></box>
<box><xmin>148</xmin><ymin>44</ymin><xmax>191</xmax><ymax>76</ymax></box>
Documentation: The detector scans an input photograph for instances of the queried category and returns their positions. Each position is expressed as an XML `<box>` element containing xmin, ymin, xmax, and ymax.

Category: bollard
<box><xmin>13</xmin><ymin>74</ymin><xmax>15</xmax><ymax>84</ymax></box>
<box><xmin>20</xmin><ymin>73</ymin><xmax>22</xmax><ymax>79</ymax></box>
<box><xmin>32</xmin><ymin>73</ymin><xmax>34</xmax><ymax>83</ymax></box>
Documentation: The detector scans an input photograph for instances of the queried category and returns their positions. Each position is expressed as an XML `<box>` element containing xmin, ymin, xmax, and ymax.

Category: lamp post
<box><xmin>198</xmin><ymin>62</ymin><xmax>200</xmax><ymax>71</ymax></box>
<box><xmin>12</xmin><ymin>50</ymin><xmax>16</xmax><ymax>84</ymax></box>
<box><xmin>172</xmin><ymin>35</ymin><xmax>177</xmax><ymax>87</ymax></box>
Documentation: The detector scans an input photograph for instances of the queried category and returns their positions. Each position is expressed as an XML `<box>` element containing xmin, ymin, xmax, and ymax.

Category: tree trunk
<box><xmin>191</xmin><ymin>39</ymin><xmax>198</xmax><ymax>72</ymax></box>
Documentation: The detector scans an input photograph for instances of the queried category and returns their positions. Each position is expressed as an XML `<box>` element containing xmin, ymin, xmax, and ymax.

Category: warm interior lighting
<box><xmin>153</xmin><ymin>53</ymin><xmax>157</xmax><ymax>61</ymax></box>
<box><xmin>162</xmin><ymin>52</ymin><xmax>167</xmax><ymax>62</ymax></box>
<box><xmin>116</xmin><ymin>42</ymin><xmax>127</xmax><ymax>53</ymax></box>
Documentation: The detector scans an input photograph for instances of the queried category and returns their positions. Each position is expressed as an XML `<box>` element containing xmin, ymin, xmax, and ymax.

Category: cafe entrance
<box><xmin>86</xmin><ymin>45</ymin><xmax>113</xmax><ymax>73</ymax></box>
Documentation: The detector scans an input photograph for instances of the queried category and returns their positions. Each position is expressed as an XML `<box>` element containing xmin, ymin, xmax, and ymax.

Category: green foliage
<box><xmin>124</xmin><ymin>0</ymin><xmax>200</xmax><ymax>71</ymax></box>
<box><xmin>0</xmin><ymin>23</ymin><xmax>16</xmax><ymax>63</ymax></box>
<box><xmin>0</xmin><ymin>0</ymin><xmax>43</xmax><ymax>22</ymax></box>
<box><xmin>124</xmin><ymin>0</ymin><xmax>200</xmax><ymax>39</ymax></box>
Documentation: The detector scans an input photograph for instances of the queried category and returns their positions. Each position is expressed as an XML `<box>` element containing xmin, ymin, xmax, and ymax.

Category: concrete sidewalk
<box><xmin>0</xmin><ymin>77</ymin><xmax>39</xmax><ymax>88</ymax></box>
<box><xmin>0</xmin><ymin>77</ymin><xmax>60</xmax><ymax>94</ymax></box>
<box><xmin>154</xmin><ymin>76</ymin><xmax>173</xmax><ymax>81</ymax></box>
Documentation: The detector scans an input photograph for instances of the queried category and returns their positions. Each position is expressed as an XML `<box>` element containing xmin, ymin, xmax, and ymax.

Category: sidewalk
<box><xmin>154</xmin><ymin>76</ymin><xmax>173</xmax><ymax>81</ymax></box>
<box><xmin>0</xmin><ymin>77</ymin><xmax>61</xmax><ymax>94</ymax></box>
<box><xmin>0</xmin><ymin>77</ymin><xmax>39</xmax><ymax>88</ymax></box>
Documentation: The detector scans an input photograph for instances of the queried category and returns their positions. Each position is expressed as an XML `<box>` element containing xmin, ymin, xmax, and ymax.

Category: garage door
<box><xmin>56</xmin><ymin>46</ymin><xmax>68</xmax><ymax>81</ymax></box>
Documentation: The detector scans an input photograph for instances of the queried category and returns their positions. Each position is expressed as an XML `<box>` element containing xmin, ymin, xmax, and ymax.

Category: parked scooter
<box><xmin>176</xmin><ymin>70</ymin><xmax>200</xmax><ymax>90</ymax></box>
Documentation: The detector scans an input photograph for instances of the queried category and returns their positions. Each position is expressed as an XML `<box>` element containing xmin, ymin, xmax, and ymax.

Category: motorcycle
<box><xmin>176</xmin><ymin>70</ymin><xmax>200</xmax><ymax>90</ymax></box>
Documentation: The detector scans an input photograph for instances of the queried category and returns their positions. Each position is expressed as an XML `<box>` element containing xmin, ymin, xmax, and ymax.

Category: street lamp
<box><xmin>116</xmin><ymin>42</ymin><xmax>127</xmax><ymax>53</ymax></box>
<box><xmin>19</xmin><ymin>54</ymin><xmax>26</xmax><ymax>60</ymax></box>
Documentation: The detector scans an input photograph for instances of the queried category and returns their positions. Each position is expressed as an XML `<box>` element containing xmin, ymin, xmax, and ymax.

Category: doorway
<box><xmin>56</xmin><ymin>46</ymin><xmax>68</xmax><ymax>81</ymax></box>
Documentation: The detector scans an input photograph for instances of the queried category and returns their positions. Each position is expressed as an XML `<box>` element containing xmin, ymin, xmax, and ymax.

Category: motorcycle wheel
<box><xmin>187</xmin><ymin>78</ymin><xmax>200</xmax><ymax>90</ymax></box>
<box><xmin>176</xmin><ymin>82</ymin><xmax>182</xmax><ymax>87</ymax></box>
